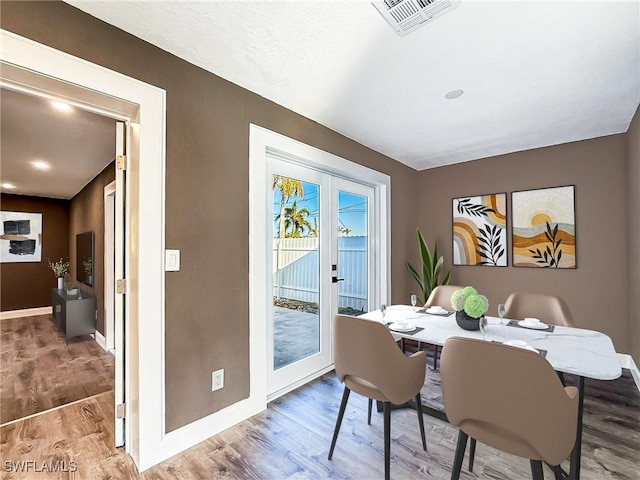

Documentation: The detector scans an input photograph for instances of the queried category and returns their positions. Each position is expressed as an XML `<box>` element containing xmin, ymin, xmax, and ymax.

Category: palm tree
<box><xmin>273</xmin><ymin>175</ymin><xmax>304</xmax><ymax>239</ymax></box>
<box><xmin>272</xmin><ymin>176</ymin><xmax>304</xmax><ymax>300</ymax></box>
<box><xmin>276</xmin><ymin>201</ymin><xmax>313</xmax><ymax>238</ymax></box>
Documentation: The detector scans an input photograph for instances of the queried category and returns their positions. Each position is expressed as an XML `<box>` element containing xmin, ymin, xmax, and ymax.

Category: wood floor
<box><xmin>0</xmin><ymin>314</ymin><xmax>115</xmax><ymax>425</ymax></box>
<box><xmin>1</xmin><ymin>359</ymin><xmax>638</xmax><ymax>479</ymax></box>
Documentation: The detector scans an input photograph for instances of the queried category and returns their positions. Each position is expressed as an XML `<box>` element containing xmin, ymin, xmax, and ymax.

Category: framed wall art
<box><xmin>511</xmin><ymin>185</ymin><xmax>576</xmax><ymax>268</ymax></box>
<box><xmin>0</xmin><ymin>211</ymin><xmax>43</xmax><ymax>263</ymax></box>
<box><xmin>453</xmin><ymin>193</ymin><xmax>507</xmax><ymax>266</ymax></box>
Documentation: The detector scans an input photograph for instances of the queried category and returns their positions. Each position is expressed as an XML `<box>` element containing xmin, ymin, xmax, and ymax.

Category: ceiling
<box><xmin>0</xmin><ymin>88</ymin><xmax>116</xmax><ymax>199</ymax></box>
<box><xmin>64</xmin><ymin>0</ymin><xmax>640</xmax><ymax>170</ymax></box>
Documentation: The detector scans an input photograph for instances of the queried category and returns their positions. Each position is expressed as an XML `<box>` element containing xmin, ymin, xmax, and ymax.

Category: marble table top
<box><xmin>361</xmin><ymin>305</ymin><xmax>621</xmax><ymax>381</ymax></box>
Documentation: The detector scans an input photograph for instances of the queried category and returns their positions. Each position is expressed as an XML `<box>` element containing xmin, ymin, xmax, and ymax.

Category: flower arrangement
<box><xmin>48</xmin><ymin>258</ymin><xmax>70</xmax><ymax>277</ymax></box>
<box><xmin>83</xmin><ymin>258</ymin><xmax>92</xmax><ymax>276</ymax></box>
<box><xmin>451</xmin><ymin>286</ymin><xmax>489</xmax><ymax>319</ymax></box>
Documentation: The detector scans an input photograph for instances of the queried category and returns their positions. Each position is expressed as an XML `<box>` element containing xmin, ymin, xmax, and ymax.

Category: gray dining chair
<box><xmin>504</xmin><ymin>291</ymin><xmax>575</xmax><ymax>327</ymax></box>
<box><xmin>422</xmin><ymin>285</ymin><xmax>463</xmax><ymax>369</ymax></box>
<box><xmin>441</xmin><ymin>337</ymin><xmax>578</xmax><ymax>480</ymax></box>
<box><xmin>329</xmin><ymin>314</ymin><xmax>427</xmax><ymax>480</ymax></box>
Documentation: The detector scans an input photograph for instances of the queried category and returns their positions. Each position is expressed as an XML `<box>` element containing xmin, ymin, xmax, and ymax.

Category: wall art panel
<box><xmin>1</xmin><ymin>211</ymin><xmax>43</xmax><ymax>263</ymax></box>
<box><xmin>512</xmin><ymin>185</ymin><xmax>576</xmax><ymax>268</ymax></box>
<box><xmin>453</xmin><ymin>193</ymin><xmax>507</xmax><ymax>266</ymax></box>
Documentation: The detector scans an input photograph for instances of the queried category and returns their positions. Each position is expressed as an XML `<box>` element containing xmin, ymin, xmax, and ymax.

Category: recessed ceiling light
<box><xmin>31</xmin><ymin>160</ymin><xmax>52</xmax><ymax>171</ymax></box>
<box><xmin>51</xmin><ymin>101</ymin><xmax>72</xmax><ymax>112</ymax></box>
<box><xmin>1</xmin><ymin>182</ymin><xmax>16</xmax><ymax>190</ymax></box>
<box><xmin>444</xmin><ymin>89</ymin><xmax>464</xmax><ymax>100</ymax></box>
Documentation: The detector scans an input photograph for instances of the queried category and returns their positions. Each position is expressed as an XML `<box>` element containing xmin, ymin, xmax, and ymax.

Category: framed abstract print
<box><xmin>1</xmin><ymin>211</ymin><xmax>43</xmax><ymax>263</ymax></box>
<box><xmin>511</xmin><ymin>185</ymin><xmax>576</xmax><ymax>268</ymax></box>
<box><xmin>453</xmin><ymin>193</ymin><xmax>507</xmax><ymax>266</ymax></box>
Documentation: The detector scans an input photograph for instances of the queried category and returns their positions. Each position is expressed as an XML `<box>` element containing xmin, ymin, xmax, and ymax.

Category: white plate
<box><xmin>426</xmin><ymin>307</ymin><xmax>448</xmax><ymax>315</ymax></box>
<box><xmin>389</xmin><ymin>323</ymin><xmax>415</xmax><ymax>332</ymax></box>
<box><xmin>518</xmin><ymin>320</ymin><xmax>549</xmax><ymax>330</ymax></box>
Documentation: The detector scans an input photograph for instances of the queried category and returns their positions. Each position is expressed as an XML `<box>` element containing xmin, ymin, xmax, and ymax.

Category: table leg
<box><xmin>569</xmin><ymin>375</ymin><xmax>585</xmax><ymax>480</ymax></box>
<box><xmin>376</xmin><ymin>399</ymin><xmax>448</xmax><ymax>423</ymax></box>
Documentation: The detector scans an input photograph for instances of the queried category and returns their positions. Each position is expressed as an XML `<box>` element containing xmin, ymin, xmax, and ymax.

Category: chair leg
<box><xmin>551</xmin><ymin>465</ymin><xmax>564</xmax><ymax>480</ymax></box>
<box><xmin>530</xmin><ymin>459</ymin><xmax>545</xmax><ymax>480</ymax></box>
<box><xmin>328</xmin><ymin>387</ymin><xmax>350</xmax><ymax>460</ymax></box>
<box><xmin>451</xmin><ymin>430</ymin><xmax>468</xmax><ymax>480</ymax></box>
<box><xmin>367</xmin><ymin>398</ymin><xmax>372</xmax><ymax>425</ymax></box>
<box><xmin>384</xmin><ymin>401</ymin><xmax>391</xmax><ymax>480</ymax></box>
<box><xmin>468</xmin><ymin>437</ymin><xmax>476</xmax><ymax>472</ymax></box>
<box><xmin>414</xmin><ymin>393</ymin><xmax>427</xmax><ymax>451</ymax></box>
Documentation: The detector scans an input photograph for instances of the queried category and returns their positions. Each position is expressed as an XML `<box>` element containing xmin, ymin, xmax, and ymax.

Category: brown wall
<box><xmin>416</xmin><ymin>135</ymin><xmax>631</xmax><ymax>353</ymax></box>
<box><xmin>0</xmin><ymin>194</ymin><xmax>70</xmax><ymax>311</ymax></box>
<box><xmin>0</xmin><ymin>1</ymin><xmax>419</xmax><ymax>432</ymax></box>
<box><xmin>70</xmin><ymin>162</ymin><xmax>116</xmax><ymax>335</ymax></box>
<box><xmin>627</xmin><ymin>106</ymin><xmax>640</xmax><ymax>363</ymax></box>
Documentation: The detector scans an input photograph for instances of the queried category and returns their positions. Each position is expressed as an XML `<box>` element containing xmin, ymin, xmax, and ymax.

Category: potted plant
<box><xmin>48</xmin><ymin>258</ymin><xmax>70</xmax><ymax>289</ymax></box>
<box><xmin>83</xmin><ymin>257</ymin><xmax>93</xmax><ymax>285</ymax></box>
<box><xmin>450</xmin><ymin>286</ymin><xmax>489</xmax><ymax>331</ymax></box>
<box><xmin>406</xmin><ymin>228</ymin><xmax>451</xmax><ymax>305</ymax></box>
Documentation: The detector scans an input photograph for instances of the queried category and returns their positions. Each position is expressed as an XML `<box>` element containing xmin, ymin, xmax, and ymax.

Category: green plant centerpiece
<box><xmin>406</xmin><ymin>228</ymin><xmax>451</xmax><ymax>305</ymax></box>
<box><xmin>450</xmin><ymin>286</ymin><xmax>489</xmax><ymax>331</ymax></box>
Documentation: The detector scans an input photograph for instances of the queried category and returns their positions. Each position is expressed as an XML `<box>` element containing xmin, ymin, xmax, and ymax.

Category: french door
<box><xmin>268</xmin><ymin>158</ymin><xmax>375</xmax><ymax>397</ymax></box>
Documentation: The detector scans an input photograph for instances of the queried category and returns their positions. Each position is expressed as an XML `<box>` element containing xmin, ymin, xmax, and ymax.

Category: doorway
<box><xmin>250</xmin><ymin>125</ymin><xmax>390</xmax><ymax>401</ymax></box>
<box><xmin>269</xmin><ymin>159</ymin><xmax>377</xmax><ymax>395</ymax></box>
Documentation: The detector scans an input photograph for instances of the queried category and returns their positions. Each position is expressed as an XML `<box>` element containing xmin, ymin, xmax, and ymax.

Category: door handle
<box><xmin>332</xmin><ymin>277</ymin><xmax>345</xmax><ymax>283</ymax></box>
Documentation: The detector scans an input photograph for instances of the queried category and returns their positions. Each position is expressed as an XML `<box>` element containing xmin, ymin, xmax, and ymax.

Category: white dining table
<box><xmin>359</xmin><ymin>305</ymin><xmax>622</xmax><ymax>480</ymax></box>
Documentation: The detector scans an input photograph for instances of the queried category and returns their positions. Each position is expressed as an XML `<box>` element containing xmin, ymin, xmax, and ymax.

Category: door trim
<box><xmin>0</xmin><ymin>29</ymin><xmax>166</xmax><ymax>470</ymax></box>
<box><xmin>250</xmin><ymin>124</ymin><xmax>391</xmax><ymax>403</ymax></box>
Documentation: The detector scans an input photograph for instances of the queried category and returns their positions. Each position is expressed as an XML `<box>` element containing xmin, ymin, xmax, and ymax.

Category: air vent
<box><xmin>373</xmin><ymin>0</ymin><xmax>461</xmax><ymax>36</ymax></box>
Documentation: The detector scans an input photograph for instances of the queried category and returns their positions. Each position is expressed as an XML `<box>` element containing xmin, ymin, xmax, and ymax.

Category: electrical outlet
<box><xmin>212</xmin><ymin>369</ymin><xmax>224</xmax><ymax>391</ymax></box>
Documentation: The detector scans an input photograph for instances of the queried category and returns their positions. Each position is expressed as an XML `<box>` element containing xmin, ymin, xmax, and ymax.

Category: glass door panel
<box><xmin>336</xmin><ymin>190</ymin><xmax>369</xmax><ymax>315</ymax></box>
<box><xmin>332</xmin><ymin>178</ymin><xmax>375</xmax><ymax>317</ymax></box>
<box><xmin>273</xmin><ymin>178</ymin><xmax>320</xmax><ymax>370</ymax></box>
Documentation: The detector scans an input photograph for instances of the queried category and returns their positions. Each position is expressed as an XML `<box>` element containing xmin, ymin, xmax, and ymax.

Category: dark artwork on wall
<box><xmin>452</xmin><ymin>193</ymin><xmax>507</xmax><ymax>267</ymax></box>
<box><xmin>0</xmin><ymin>211</ymin><xmax>42</xmax><ymax>263</ymax></box>
<box><xmin>4</xmin><ymin>219</ymin><xmax>31</xmax><ymax>235</ymax></box>
<box><xmin>9</xmin><ymin>239</ymin><xmax>36</xmax><ymax>255</ymax></box>
<box><xmin>512</xmin><ymin>185</ymin><xmax>576</xmax><ymax>268</ymax></box>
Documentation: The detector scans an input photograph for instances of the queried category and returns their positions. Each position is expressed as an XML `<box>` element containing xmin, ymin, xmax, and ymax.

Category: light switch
<box><xmin>165</xmin><ymin>249</ymin><xmax>180</xmax><ymax>272</ymax></box>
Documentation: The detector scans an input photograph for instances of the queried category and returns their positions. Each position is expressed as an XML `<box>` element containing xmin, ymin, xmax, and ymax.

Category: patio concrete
<box><xmin>273</xmin><ymin>306</ymin><xmax>319</xmax><ymax>369</ymax></box>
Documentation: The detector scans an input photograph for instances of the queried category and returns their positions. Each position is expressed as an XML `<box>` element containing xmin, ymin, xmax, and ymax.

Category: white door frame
<box><xmin>0</xmin><ymin>30</ymin><xmax>168</xmax><ymax>469</ymax></box>
<box><xmin>250</xmin><ymin>124</ymin><xmax>391</xmax><ymax>402</ymax></box>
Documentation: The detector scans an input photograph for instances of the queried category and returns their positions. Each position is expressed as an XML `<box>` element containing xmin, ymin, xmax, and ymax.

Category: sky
<box><xmin>272</xmin><ymin>181</ymin><xmax>367</xmax><ymax>237</ymax></box>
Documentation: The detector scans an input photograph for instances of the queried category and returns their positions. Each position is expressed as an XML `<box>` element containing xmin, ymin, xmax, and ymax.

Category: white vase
<box><xmin>57</xmin><ymin>277</ymin><xmax>64</xmax><ymax>289</ymax></box>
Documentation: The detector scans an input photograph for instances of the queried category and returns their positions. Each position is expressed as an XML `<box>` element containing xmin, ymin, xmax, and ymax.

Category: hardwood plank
<box><xmin>1</xmin><ymin>315</ymin><xmax>114</xmax><ymax>425</ymax></box>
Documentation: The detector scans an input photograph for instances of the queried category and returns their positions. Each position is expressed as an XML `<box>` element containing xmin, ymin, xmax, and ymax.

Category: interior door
<box><xmin>114</xmin><ymin>121</ymin><xmax>126</xmax><ymax>446</ymax></box>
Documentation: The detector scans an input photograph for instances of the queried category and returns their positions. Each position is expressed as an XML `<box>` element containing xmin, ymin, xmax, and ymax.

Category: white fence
<box><xmin>273</xmin><ymin>236</ymin><xmax>368</xmax><ymax>312</ymax></box>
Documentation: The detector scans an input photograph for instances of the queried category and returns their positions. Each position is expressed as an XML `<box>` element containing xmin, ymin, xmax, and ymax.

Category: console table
<box><xmin>51</xmin><ymin>288</ymin><xmax>96</xmax><ymax>343</ymax></box>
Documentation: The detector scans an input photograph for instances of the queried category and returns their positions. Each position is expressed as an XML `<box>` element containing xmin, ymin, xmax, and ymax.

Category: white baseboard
<box><xmin>617</xmin><ymin>353</ymin><xmax>640</xmax><ymax>393</ymax></box>
<box><xmin>267</xmin><ymin>364</ymin><xmax>335</xmax><ymax>402</ymax></box>
<box><xmin>0</xmin><ymin>306</ymin><xmax>51</xmax><ymax>320</ymax></box>
<box><xmin>95</xmin><ymin>330</ymin><xmax>108</xmax><ymax>351</ymax></box>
